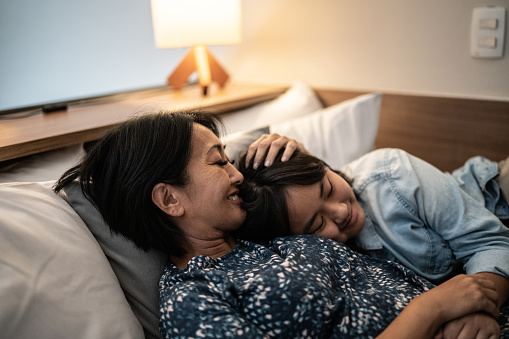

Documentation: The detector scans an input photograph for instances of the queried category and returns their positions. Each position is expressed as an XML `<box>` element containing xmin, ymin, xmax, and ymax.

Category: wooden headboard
<box><xmin>314</xmin><ymin>88</ymin><xmax>509</xmax><ymax>172</ymax></box>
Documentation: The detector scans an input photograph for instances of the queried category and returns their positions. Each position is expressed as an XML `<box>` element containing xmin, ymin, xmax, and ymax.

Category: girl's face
<box><xmin>176</xmin><ymin>124</ymin><xmax>246</xmax><ymax>239</ymax></box>
<box><xmin>286</xmin><ymin>168</ymin><xmax>365</xmax><ymax>243</ymax></box>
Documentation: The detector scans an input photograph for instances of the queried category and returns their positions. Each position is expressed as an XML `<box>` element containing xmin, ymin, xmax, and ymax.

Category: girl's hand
<box><xmin>378</xmin><ymin>274</ymin><xmax>499</xmax><ymax>339</ymax></box>
<box><xmin>416</xmin><ymin>274</ymin><xmax>499</xmax><ymax>323</ymax></box>
<box><xmin>245</xmin><ymin>133</ymin><xmax>308</xmax><ymax>169</ymax></box>
<box><xmin>439</xmin><ymin>313</ymin><xmax>500</xmax><ymax>339</ymax></box>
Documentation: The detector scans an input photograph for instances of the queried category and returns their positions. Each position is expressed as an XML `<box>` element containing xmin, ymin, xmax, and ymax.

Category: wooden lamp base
<box><xmin>167</xmin><ymin>45</ymin><xmax>229</xmax><ymax>96</ymax></box>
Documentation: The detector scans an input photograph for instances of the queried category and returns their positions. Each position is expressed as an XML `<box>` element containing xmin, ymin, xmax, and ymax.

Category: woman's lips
<box><xmin>227</xmin><ymin>193</ymin><xmax>243</xmax><ymax>204</ymax></box>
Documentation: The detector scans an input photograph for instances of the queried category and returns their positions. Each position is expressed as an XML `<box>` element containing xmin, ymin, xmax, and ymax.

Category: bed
<box><xmin>1</xmin><ymin>81</ymin><xmax>508</xmax><ymax>338</ymax></box>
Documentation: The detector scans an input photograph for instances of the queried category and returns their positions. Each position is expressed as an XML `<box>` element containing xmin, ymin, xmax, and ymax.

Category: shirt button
<box><xmin>441</xmin><ymin>242</ymin><xmax>447</xmax><ymax>248</ymax></box>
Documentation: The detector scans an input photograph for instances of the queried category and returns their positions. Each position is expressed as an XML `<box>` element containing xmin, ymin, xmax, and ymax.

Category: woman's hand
<box><xmin>244</xmin><ymin>133</ymin><xmax>308</xmax><ymax>169</ymax></box>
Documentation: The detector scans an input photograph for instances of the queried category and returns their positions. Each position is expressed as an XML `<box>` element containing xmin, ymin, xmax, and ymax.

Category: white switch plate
<box><xmin>471</xmin><ymin>7</ymin><xmax>506</xmax><ymax>59</ymax></box>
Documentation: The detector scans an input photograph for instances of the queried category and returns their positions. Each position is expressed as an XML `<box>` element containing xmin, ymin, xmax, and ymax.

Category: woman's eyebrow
<box><xmin>303</xmin><ymin>181</ymin><xmax>324</xmax><ymax>233</ymax></box>
<box><xmin>206</xmin><ymin>144</ymin><xmax>223</xmax><ymax>155</ymax></box>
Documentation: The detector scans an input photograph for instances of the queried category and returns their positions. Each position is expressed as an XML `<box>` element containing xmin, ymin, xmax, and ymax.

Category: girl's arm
<box><xmin>476</xmin><ymin>271</ymin><xmax>509</xmax><ymax>309</ymax></box>
<box><xmin>402</xmin><ymin>151</ymin><xmax>509</xmax><ymax>307</ymax></box>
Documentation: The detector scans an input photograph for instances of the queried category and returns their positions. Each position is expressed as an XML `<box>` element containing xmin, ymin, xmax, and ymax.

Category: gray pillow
<box><xmin>59</xmin><ymin>182</ymin><xmax>166</xmax><ymax>339</ymax></box>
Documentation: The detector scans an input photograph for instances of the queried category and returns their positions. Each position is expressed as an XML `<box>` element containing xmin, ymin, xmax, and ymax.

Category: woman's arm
<box><xmin>377</xmin><ymin>274</ymin><xmax>499</xmax><ymax>339</ymax></box>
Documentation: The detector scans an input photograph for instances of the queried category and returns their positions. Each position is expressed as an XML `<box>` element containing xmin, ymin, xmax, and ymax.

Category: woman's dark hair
<box><xmin>54</xmin><ymin>110</ymin><xmax>222</xmax><ymax>257</ymax></box>
<box><xmin>235</xmin><ymin>149</ymin><xmax>352</xmax><ymax>243</ymax></box>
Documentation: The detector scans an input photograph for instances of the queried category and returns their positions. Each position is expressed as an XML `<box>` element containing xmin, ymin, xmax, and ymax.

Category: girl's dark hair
<box><xmin>54</xmin><ymin>110</ymin><xmax>222</xmax><ymax>257</ymax></box>
<box><xmin>235</xmin><ymin>150</ymin><xmax>352</xmax><ymax>243</ymax></box>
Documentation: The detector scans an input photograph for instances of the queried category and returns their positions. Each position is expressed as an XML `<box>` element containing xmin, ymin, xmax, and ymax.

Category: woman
<box><xmin>237</xmin><ymin>135</ymin><xmax>509</xmax><ymax>338</ymax></box>
<box><xmin>54</xmin><ymin>112</ymin><xmax>500</xmax><ymax>338</ymax></box>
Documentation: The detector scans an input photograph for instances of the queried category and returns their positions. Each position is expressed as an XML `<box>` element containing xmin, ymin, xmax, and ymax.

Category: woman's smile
<box><xmin>227</xmin><ymin>191</ymin><xmax>243</xmax><ymax>204</ymax></box>
<box><xmin>178</xmin><ymin>124</ymin><xmax>247</xmax><ymax>237</ymax></box>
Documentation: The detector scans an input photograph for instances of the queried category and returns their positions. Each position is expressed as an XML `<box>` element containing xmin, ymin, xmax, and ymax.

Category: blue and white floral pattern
<box><xmin>160</xmin><ymin>235</ymin><xmax>440</xmax><ymax>338</ymax></box>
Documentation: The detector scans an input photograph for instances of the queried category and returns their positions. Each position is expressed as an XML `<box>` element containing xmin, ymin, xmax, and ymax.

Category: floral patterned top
<box><xmin>159</xmin><ymin>235</ymin><xmax>436</xmax><ymax>338</ymax></box>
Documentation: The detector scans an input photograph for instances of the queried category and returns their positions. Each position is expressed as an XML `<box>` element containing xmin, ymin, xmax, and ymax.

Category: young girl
<box><xmin>236</xmin><ymin>135</ymin><xmax>509</xmax><ymax>337</ymax></box>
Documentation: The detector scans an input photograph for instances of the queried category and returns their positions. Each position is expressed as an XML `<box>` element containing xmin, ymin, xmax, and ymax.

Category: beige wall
<box><xmin>215</xmin><ymin>0</ymin><xmax>509</xmax><ymax>100</ymax></box>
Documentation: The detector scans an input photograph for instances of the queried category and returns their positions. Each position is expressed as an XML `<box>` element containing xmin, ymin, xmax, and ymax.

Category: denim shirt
<box><xmin>450</xmin><ymin>155</ymin><xmax>509</xmax><ymax>220</ymax></box>
<box><xmin>341</xmin><ymin>148</ymin><xmax>509</xmax><ymax>282</ymax></box>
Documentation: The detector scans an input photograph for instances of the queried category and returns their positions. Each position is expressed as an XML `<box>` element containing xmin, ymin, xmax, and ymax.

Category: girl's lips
<box><xmin>346</xmin><ymin>209</ymin><xmax>357</xmax><ymax>228</ymax></box>
<box><xmin>348</xmin><ymin>208</ymin><xmax>357</xmax><ymax>226</ymax></box>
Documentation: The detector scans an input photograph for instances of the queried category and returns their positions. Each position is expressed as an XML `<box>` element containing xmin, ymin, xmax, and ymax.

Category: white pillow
<box><xmin>0</xmin><ymin>181</ymin><xmax>144</xmax><ymax>339</ymax></box>
<box><xmin>220</xmin><ymin>80</ymin><xmax>323</xmax><ymax>134</ymax></box>
<box><xmin>270</xmin><ymin>93</ymin><xmax>382</xmax><ymax>170</ymax></box>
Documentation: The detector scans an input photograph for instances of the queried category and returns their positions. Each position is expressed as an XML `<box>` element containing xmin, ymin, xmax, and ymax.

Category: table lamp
<box><xmin>150</xmin><ymin>0</ymin><xmax>241</xmax><ymax>95</ymax></box>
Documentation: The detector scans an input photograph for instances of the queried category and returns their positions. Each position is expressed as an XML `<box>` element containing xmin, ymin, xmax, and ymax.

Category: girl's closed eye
<box><xmin>310</xmin><ymin>216</ymin><xmax>326</xmax><ymax>234</ymax></box>
<box><xmin>328</xmin><ymin>178</ymin><xmax>334</xmax><ymax>198</ymax></box>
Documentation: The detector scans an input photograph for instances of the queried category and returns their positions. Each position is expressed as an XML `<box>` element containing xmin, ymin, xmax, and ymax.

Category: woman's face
<box><xmin>286</xmin><ymin>168</ymin><xmax>365</xmax><ymax>243</ymax></box>
<box><xmin>177</xmin><ymin>124</ymin><xmax>246</xmax><ymax>239</ymax></box>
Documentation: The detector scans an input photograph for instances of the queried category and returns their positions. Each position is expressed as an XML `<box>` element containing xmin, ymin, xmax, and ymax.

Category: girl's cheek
<box><xmin>322</xmin><ymin>226</ymin><xmax>340</xmax><ymax>241</ymax></box>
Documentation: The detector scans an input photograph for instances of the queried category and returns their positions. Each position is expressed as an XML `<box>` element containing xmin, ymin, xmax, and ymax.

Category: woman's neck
<box><xmin>170</xmin><ymin>236</ymin><xmax>237</xmax><ymax>270</ymax></box>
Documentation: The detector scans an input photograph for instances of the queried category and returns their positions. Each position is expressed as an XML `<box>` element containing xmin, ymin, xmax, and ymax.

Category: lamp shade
<box><xmin>150</xmin><ymin>0</ymin><xmax>242</xmax><ymax>48</ymax></box>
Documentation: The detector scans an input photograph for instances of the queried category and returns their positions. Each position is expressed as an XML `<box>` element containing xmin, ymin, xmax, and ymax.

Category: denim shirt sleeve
<box><xmin>343</xmin><ymin>148</ymin><xmax>509</xmax><ymax>281</ymax></box>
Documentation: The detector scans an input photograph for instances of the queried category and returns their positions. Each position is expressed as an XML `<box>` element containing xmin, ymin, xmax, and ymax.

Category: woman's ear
<box><xmin>152</xmin><ymin>183</ymin><xmax>184</xmax><ymax>217</ymax></box>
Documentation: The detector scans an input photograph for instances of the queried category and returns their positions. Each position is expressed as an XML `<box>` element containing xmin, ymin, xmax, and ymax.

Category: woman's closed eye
<box><xmin>215</xmin><ymin>158</ymin><xmax>235</xmax><ymax>166</ymax></box>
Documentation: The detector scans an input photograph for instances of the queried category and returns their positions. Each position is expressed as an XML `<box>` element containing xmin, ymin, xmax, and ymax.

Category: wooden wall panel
<box><xmin>314</xmin><ymin>88</ymin><xmax>509</xmax><ymax>172</ymax></box>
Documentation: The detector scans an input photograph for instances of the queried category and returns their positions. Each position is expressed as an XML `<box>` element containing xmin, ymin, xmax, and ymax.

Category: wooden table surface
<box><xmin>0</xmin><ymin>83</ymin><xmax>286</xmax><ymax>162</ymax></box>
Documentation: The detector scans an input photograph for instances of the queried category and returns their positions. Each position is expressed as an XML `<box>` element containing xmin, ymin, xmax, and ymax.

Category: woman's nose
<box><xmin>228</xmin><ymin>163</ymin><xmax>244</xmax><ymax>185</ymax></box>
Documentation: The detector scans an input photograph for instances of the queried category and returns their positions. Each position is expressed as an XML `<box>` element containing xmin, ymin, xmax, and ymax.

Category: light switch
<box><xmin>478</xmin><ymin>37</ymin><xmax>497</xmax><ymax>48</ymax></box>
<box><xmin>471</xmin><ymin>7</ymin><xmax>506</xmax><ymax>59</ymax></box>
<box><xmin>479</xmin><ymin>18</ymin><xmax>498</xmax><ymax>29</ymax></box>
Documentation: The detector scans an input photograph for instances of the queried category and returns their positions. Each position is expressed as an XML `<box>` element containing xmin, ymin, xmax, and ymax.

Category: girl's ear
<box><xmin>152</xmin><ymin>183</ymin><xmax>184</xmax><ymax>217</ymax></box>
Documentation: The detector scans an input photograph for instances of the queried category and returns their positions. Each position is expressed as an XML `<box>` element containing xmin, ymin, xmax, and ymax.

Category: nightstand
<box><xmin>0</xmin><ymin>83</ymin><xmax>286</xmax><ymax>162</ymax></box>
